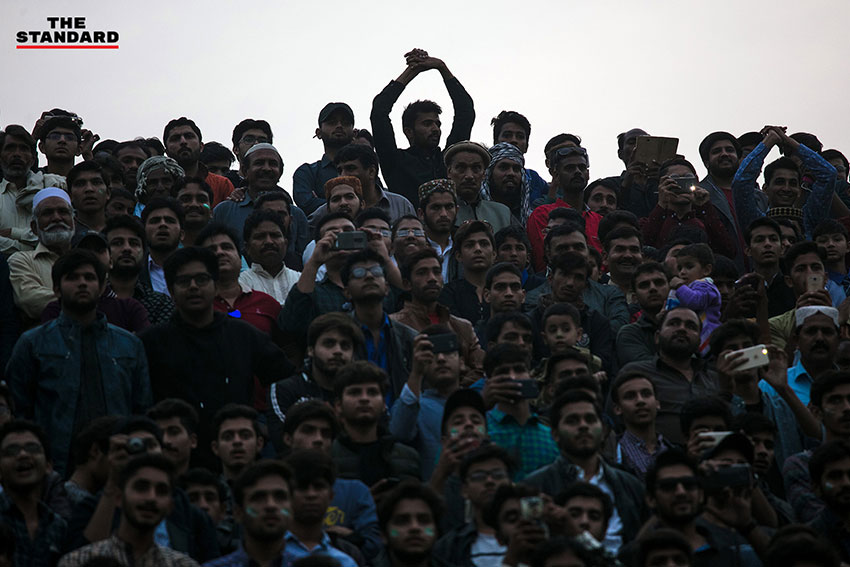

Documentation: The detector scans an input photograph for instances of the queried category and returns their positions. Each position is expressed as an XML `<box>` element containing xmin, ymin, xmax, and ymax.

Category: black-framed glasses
<box><xmin>1</xmin><ymin>442</ymin><xmax>43</xmax><ymax>458</ymax></box>
<box><xmin>240</xmin><ymin>135</ymin><xmax>269</xmax><ymax>145</ymax></box>
<box><xmin>173</xmin><ymin>273</ymin><xmax>213</xmax><ymax>288</ymax></box>
<box><xmin>350</xmin><ymin>266</ymin><xmax>385</xmax><ymax>280</ymax></box>
<box><xmin>656</xmin><ymin>476</ymin><xmax>700</xmax><ymax>493</ymax></box>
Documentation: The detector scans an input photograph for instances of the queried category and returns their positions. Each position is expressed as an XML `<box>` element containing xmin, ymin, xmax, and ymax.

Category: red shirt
<box><xmin>526</xmin><ymin>200</ymin><xmax>602</xmax><ymax>272</ymax></box>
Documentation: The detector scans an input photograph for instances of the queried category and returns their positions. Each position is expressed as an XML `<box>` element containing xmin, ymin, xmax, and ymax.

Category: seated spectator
<box><xmin>679</xmin><ymin>397</ymin><xmax>733</xmax><ymax>463</ymax></box>
<box><xmin>556</xmin><ymin>481</ymin><xmax>613</xmax><ymax>545</ymax></box>
<box><xmin>634</xmin><ymin>529</ymin><xmax>694</xmax><ymax>567</ymax></box>
<box><xmin>376</xmin><ymin>480</ymin><xmax>444</xmax><ymax>567</ymax></box>
<box><xmin>483</xmin><ymin>312</ymin><xmax>534</xmax><ymax>360</ymax></box>
<box><xmin>616</xmin><ymin>262</ymin><xmax>669</xmax><ymax>364</ymax></box>
<box><xmin>493</xmin><ymin>226</ymin><xmax>545</xmax><ymax>291</ymax></box>
<box><xmin>444</xmin><ymin>141</ymin><xmax>512</xmax><ymax>233</ymax></box>
<box><xmin>480</xmin><ymin>143</ymin><xmax>530</xmax><ymax>226</ymax></box>
<box><xmin>670</xmin><ymin>243</ymin><xmax>721</xmax><ymax>355</ymax></box>
<box><xmin>439</xmin><ymin>220</ymin><xmax>496</xmax><ymax>326</ymax></box>
<box><xmin>743</xmin><ymin>218</ymin><xmax>797</xmax><ymax>318</ymax></box>
<box><xmin>390</xmin><ymin>214</ymin><xmax>429</xmax><ymax>269</ymax></box>
<box><xmin>67</xmin><ymin>161</ymin><xmax>110</xmax><ymax>234</ymax></box>
<box><xmin>163</xmin><ymin>117</ymin><xmax>235</xmax><ymax>207</ymax></box>
<box><xmin>65</xmin><ymin>416</ymin><xmax>121</xmax><ymax>506</ymax></box>
<box><xmin>601</xmin><ymin>226</ymin><xmax>644</xmax><ymax>303</ymax></box>
<box><xmin>476</xmin><ymin>263</ymin><xmax>527</xmax><ymax>342</ymax></box>
<box><xmin>211</xmin><ymin>404</ymin><xmax>265</xmax><ymax>491</ymax></box>
<box><xmin>239</xmin><ymin>209</ymin><xmax>301</xmax><ymax>305</ymax></box>
<box><xmin>483</xmin><ymin>483</ymin><xmax>547</xmax><ymax>567</ymax></box>
<box><xmin>540</xmin><ymin>303</ymin><xmax>602</xmax><ymax>376</ymax></box>
<box><xmin>175</xmin><ymin>176</ymin><xmax>214</xmax><ymax>247</ymax></box>
<box><xmin>490</xmin><ymin>110</ymin><xmax>549</xmax><ymax>207</ymax></box>
<box><xmin>147</xmin><ymin>398</ymin><xmax>200</xmax><ymax>477</ymax></box>
<box><xmin>585</xmin><ymin>178</ymin><xmax>619</xmax><ymax>217</ymax></box>
<box><xmin>141</xmin><ymin>197</ymin><xmax>185</xmax><ymax>296</ymax></box>
<box><xmin>179</xmin><ymin>468</ymin><xmax>236</xmax><ymax>555</ymax></box>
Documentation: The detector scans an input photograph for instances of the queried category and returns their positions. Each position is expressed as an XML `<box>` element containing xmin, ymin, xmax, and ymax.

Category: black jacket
<box><xmin>349</xmin><ymin>312</ymin><xmax>417</xmax><ymax>401</ymax></box>
<box><xmin>332</xmin><ymin>433</ymin><xmax>422</xmax><ymax>484</ymax></box>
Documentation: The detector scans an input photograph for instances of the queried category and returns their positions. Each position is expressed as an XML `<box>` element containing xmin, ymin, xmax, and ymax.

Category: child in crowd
<box><xmin>540</xmin><ymin>303</ymin><xmax>603</xmax><ymax>374</ymax></box>
<box><xmin>670</xmin><ymin>243</ymin><xmax>721</xmax><ymax>355</ymax></box>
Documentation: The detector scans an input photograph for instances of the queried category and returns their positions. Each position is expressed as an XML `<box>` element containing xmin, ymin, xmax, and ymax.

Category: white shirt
<box><xmin>578</xmin><ymin>465</ymin><xmax>623</xmax><ymax>554</ymax></box>
<box><xmin>238</xmin><ymin>263</ymin><xmax>301</xmax><ymax>305</ymax></box>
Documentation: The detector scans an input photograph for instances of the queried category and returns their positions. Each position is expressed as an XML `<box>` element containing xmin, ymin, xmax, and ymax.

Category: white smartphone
<box><xmin>725</xmin><ymin>344</ymin><xmax>769</xmax><ymax>371</ymax></box>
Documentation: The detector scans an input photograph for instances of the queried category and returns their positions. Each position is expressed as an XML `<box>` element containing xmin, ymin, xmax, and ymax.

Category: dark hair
<box><xmin>583</xmin><ymin>177</ymin><xmax>619</xmax><ymax>202</ymax></box>
<box><xmin>542</xmin><ymin>302</ymin><xmax>581</xmax><ymax>329</ymax></box>
<box><xmin>104</xmin><ymin>214</ymin><xmax>145</xmax><ymax>243</ymax></box>
<box><xmin>733</xmin><ymin>412</ymin><xmax>777</xmax><ymax>437</ymax></box>
<box><xmin>484</xmin><ymin>262</ymin><xmax>522</xmax><ymax>290</ymax></box>
<box><xmin>610</xmin><ymin>369</ymin><xmax>656</xmax><ymax>404</ymax></box>
<box><xmin>813</xmin><ymin>219</ymin><xmax>849</xmax><ymax>241</ymax></box>
<box><xmin>711</xmin><ymin>255</ymin><xmax>738</xmax><ymax>282</ymax></box>
<box><xmin>163</xmin><ymin>117</ymin><xmax>202</xmax><ymax>143</ymax></box>
<box><xmin>354</xmin><ymin>207</ymin><xmax>391</xmax><ymax>229</ymax></box>
<box><xmin>811</xmin><ymin>371</ymin><xmax>850</xmax><ymax>408</ymax></box>
<box><xmin>645</xmin><ymin>448</ymin><xmax>697</xmax><ymax>496</ymax></box>
<box><xmin>333</xmin><ymin>361</ymin><xmax>388</xmax><ymax>400</ymax></box>
<box><xmin>163</xmin><ymin>246</ymin><xmax>220</xmax><ymax>289</ymax></box>
<box><xmin>602</xmin><ymin>225</ymin><xmax>642</xmax><ymax>253</ymax></box>
<box><xmin>117</xmin><ymin>453</ymin><xmax>175</xmax><ymax>490</ymax></box>
<box><xmin>549</xmin><ymin>389</ymin><xmax>601</xmax><ymax>429</ymax></box>
<box><xmin>232</xmin><ymin>460</ymin><xmax>293</xmax><ymax>508</ymax></box>
<box><xmin>764</xmin><ymin>156</ymin><xmax>800</xmax><ymax>186</ymax></box>
<box><xmin>636</xmin><ymin>529</ymin><xmax>693</xmax><ymax>567</ymax></box>
<box><xmin>333</xmin><ymin>143</ymin><xmax>379</xmax><ymax>176</ymax></box>
<box><xmin>784</xmin><ymin>240</ymin><xmax>827</xmax><ymax>272</ymax></box>
<box><xmin>212</xmin><ymin>404</ymin><xmax>261</xmax><ymax>440</ymax></box>
<box><xmin>243</xmin><ymin>209</ymin><xmax>287</xmax><ymax>246</ymax></box>
<box><xmin>112</xmin><ymin>140</ymin><xmax>148</xmax><ymax>160</ymax></box>
<box><xmin>285</xmin><ymin>448</ymin><xmax>336</xmax><ymax>488</ymax></box>
<box><xmin>679</xmin><ymin>396</ymin><xmax>731</xmax><ymax>437</ymax></box>
<box><xmin>146</xmin><ymin>398</ymin><xmax>199</xmax><ymax>436</ymax></box>
<box><xmin>494</xmin><ymin>225</ymin><xmax>532</xmax><ymax>253</ymax></box>
<box><xmin>709</xmin><ymin>319</ymin><xmax>760</xmax><ymax>358</ymax></box>
<box><xmin>52</xmin><ymin>249</ymin><xmax>107</xmax><ymax>288</ymax></box>
<box><xmin>543</xmin><ymin>224</ymin><xmax>586</xmax><ymax>256</ymax></box>
<box><xmin>141</xmin><ymin>196</ymin><xmax>185</xmax><ymax>228</ymax></box>
<box><xmin>377</xmin><ymin>480</ymin><xmax>443</xmax><ymax>533</ymax></box>
<box><xmin>483</xmin><ymin>342</ymin><xmax>529</xmax><ymax>378</ymax></box>
<box><xmin>552</xmin><ymin>374</ymin><xmax>602</xmax><ymax>401</ymax></box>
<box><xmin>200</xmin><ymin>141</ymin><xmax>235</xmax><ymax>166</ymax></box>
<box><xmin>485</xmin><ymin>312</ymin><xmax>532</xmax><ymax>345</ymax></box>
<box><xmin>93</xmin><ymin>152</ymin><xmax>124</xmax><ymax>182</ymax></box>
<box><xmin>420</xmin><ymin>324</ymin><xmax>459</xmax><ymax>351</ymax></box>
<box><xmin>174</xmin><ymin>176</ymin><xmax>214</xmax><ymax>205</ymax></box>
<box><xmin>179</xmin><ymin>467</ymin><xmax>227</xmax><ymax>503</ymax></box>
<box><xmin>115</xmin><ymin>416</ymin><xmax>163</xmax><ymax>445</ymax></box>
<box><xmin>810</xmin><ymin>440</ymin><xmax>850</xmax><ymax>487</ymax></box>
<box><xmin>232</xmin><ymin>119</ymin><xmax>273</xmax><ymax>147</ymax></box>
<box><xmin>744</xmin><ymin>217</ymin><xmax>781</xmax><ymax>246</ymax></box>
<box><xmin>0</xmin><ymin>125</ymin><xmax>37</xmax><ymax>160</ymax></box>
<box><xmin>459</xmin><ymin>444</ymin><xmax>515</xmax><ymax>482</ymax></box>
<box><xmin>255</xmin><ymin>190</ymin><xmax>292</xmax><ymax>214</ymax></box>
<box><xmin>675</xmin><ymin>243</ymin><xmax>714</xmax><ymax>268</ymax></box>
<box><xmin>698</xmin><ymin>131</ymin><xmax>740</xmax><ymax>166</ymax></box>
<box><xmin>482</xmin><ymin>482</ymin><xmax>539</xmax><ymax>531</ymax></box>
<box><xmin>658</xmin><ymin>156</ymin><xmax>698</xmax><ymax>178</ymax></box>
<box><xmin>549</xmin><ymin>252</ymin><xmax>589</xmax><ymax>278</ymax></box>
<box><xmin>630</xmin><ymin>261</ymin><xmax>667</xmax><ymax>291</ymax></box>
<box><xmin>454</xmin><ymin>220</ymin><xmax>495</xmax><ymax>250</ymax></box>
<box><xmin>196</xmin><ymin>221</ymin><xmax>241</xmax><ymax>252</ymax></box>
<box><xmin>71</xmin><ymin>416</ymin><xmax>120</xmax><ymax>468</ymax></box>
<box><xmin>402</xmin><ymin>100</ymin><xmax>442</xmax><ymax>130</ymax></box>
<box><xmin>596</xmin><ymin>210</ymin><xmax>639</xmax><ymax>246</ymax></box>
<box><xmin>314</xmin><ymin>211</ymin><xmax>354</xmax><ymax>241</ymax></box>
<box><xmin>657</xmin><ymin>306</ymin><xmax>701</xmax><ymax>332</ymax></box>
<box><xmin>39</xmin><ymin>115</ymin><xmax>82</xmax><ymax>142</ymax></box>
<box><xmin>543</xmin><ymin>134</ymin><xmax>582</xmax><ymax>156</ymax></box>
<box><xmin>790</xmin><ymin>132</ymin><xmax>823</xmax><ymax>153</ymax></box>
<box><xmin>543</xmin><ymin>350</ymin><xmax>589</xmax><ymax>384</ymax></box>
<box><xmin>400</xmin><ymin>246</ymin><xmax>441</xmax><ymax>282</ymax></box>
<box><xmin>106</xmin><ymin>188</ymin><xmax>135</xmax><ymax>206</ymax></box>
<box><xmin>354</xmin><ymin>128</ymin><xmax>374</xmax><ymax>147</ymax></box>
<box><xmin>282</xmin><ymin>400</ymin><xmax>339</xmax><ymax>439</ymax></box>
<box><xmin>823</xmin><ymin>149</ymin><xmax>849</xmax><ymax>174</ymax></box>
<box><xmin>530</xmin><ymin>537</ymin><xmax>601</xmax><ymax>567</ymax></box>
<box><xmin>141</xmin><ymin>137</ymin><xmax>165</xmax><ymax>156</ymax></box>
<box><xmin>67</xmin><ymin>161</ymin><xmax>107</xmax><ymax>189</ymax></box>
<box><xmin>341</xmin><ymin>248</ymin><xmax>386</xmax><ymax>287</ymax></box>
<box><xmin>306</xmin><ymin>312</ymin><xmax>365</xmax><ymax>350</ymax></box>
<box><xmin>548</xmin><ymin>207</ymin><xmax>586</xmax><ymax>227</ymax></box>
<box><xmin>764</xmin><ymin>525</ymin><xmax>841</xmax><ymax>567</ymax></box>
<box><xmin>491</xmin><ymin>111</ymin><xmax>531</xmax><ymax>144</ymax></box>
<box><xmin>555</xmin><ymin>481</ymin><xmax>613</xmax><ymax>527</ymax></box>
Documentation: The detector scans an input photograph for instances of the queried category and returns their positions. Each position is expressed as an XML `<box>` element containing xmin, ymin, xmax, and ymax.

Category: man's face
<box><xmin>497</xmin><ymin>122</ymin><xmax>529</xmax><ymax>153</ymax></box>
<box><xmin>493</xmin><ymin>323</ymin><xmax>533</xmax><ymax>358</ymax></box>
<box><xmin>361</xmin><ymin>217</ymin><xmax>391</xmax><ymax>251</ymax></box>
<box><xmin>170</xmin><ymin>260</ymin><xmax>215</xmax><ymax>315</ymax></box>
<box><xmin>308</xmin><ymin>329</ymin><xmax>355</xmax><ymax>379</ymax></box>
<box><xmin>443</xmin><ymin>407</ymin><xmax>487</xmax><ymax>445</ymax></box>
<box><xmin>618</xmin><ymin>130</ymin><xmax>647</xmax><ymax>165</ymax></box>
<box><xmin>550</xmin><ymin>267</ymin><xmax>587</xmax><ymax>304</ymax></box>
<box><xmin>797</xmin><ymin>313</ymin><xmax>839</xmax><ymax>368</ymax></box>
<box><xmin>587</xmin><ymin>186</ymin><xmax>617</xmax><ymax>216</ymax></box>
<box><xmin>496</xmin><ymin>237</ymin><xmax>529</xmax><ymax>270</ymax></box>
<box><xmin>408</xmin><ymin>257</ymin><xmax>443</xmax><ymax>303</ymax></box>
<box><xmin>563</xmin><ymin>495</ymin><xmax>606</xmax><ymax>542</ymax></box>
<box><xmin>0</xmin><ymin>431</ymin><xmax>49</xmax><ymax>490</ymax></box>
<box><xmin>489</xmin><ymin>159</ymin><xmax>522</xmax><ymax>201</ymax></box>
<box><xmin>542</xmin><ymin>315</ymin><xmax>581</xmax><ymax>355</ymax></box>
<box><xmin>447</xmin><ymin>152</ymin><xmax>486</xmax><ymax>202</ymax></box>
<box><xmin>614</xmin><ymin>377</ymin><xmax>659</xmax><ymax>428</ymax></box>
<box><xmin>461</xmin><ymin>458</ymin><xmax>510</xmax><ymax>511</ymax></box>
<box><xmin>143</xmin><ymin>167</ymin><xmax>178</xmax><ymax>201</ymax></box>
<box><xmin>247</xmin><ymin>220</ymin><xmax>286</xmax><ymax>271</ymax></box>
<box><xmin>457</xmin><ymin>231</ymin><xmax>495</xmax><ymax>273</ymax></box>
<box><xmin>337</xmin><ymin>382</ymin><xmax>384</xmax><ymax>427</ymax></box>
<box><xmin>185</xmin><ymin>483</ymin><xmax>223</xmax><ymax>524</ymax></box>
<box><xmin>204</xmin><ymin>160</ymin><xmax>231</xmax><ymax>178</ymax></box>
<box><xmin>746</xmin><ymin>227</ymin><xmax>781</xmax><ymax>267</ymax></box>
<box><xmin>483</xmin><ymin>272</ymin><xmax>525</xmax><ymax>313</ymax></box>
<box><xmin>115</xmin><ymin>146</ymin><xmax>148</xmax><ymax>189</ymax></box>
<box><xmin>156</xmin><ymin>417</ymin><xmax>196</xmax><ymax>470</ymax></box>
<box><xmin>144</xmin><ymin>207</ymin><xmax>183</xmax><ymax>253</ymax></box>
<box><xmin>747</xmin><ymin>431</ymin><xmax>775</xmax><ymax>476</ymax></box>
<box><xmin>817</xmin><ymin>384</ymin><xmax>850</xmax><ymax>440</ymax></box>
<box><xmin>765</xmin><ymin>168</ymin><xmax>800</xmax><ymax>208</ymax></box>
<box><xmin>213</xmin><ymin>417</ymin><xmax>262</xmax><ymax>471</ymax></box>
<box><xmin>70</xmin><ymin>170</ymin><xmax>110</xmax><ymax>215</ymax></box>
<box><xmin>291</xmin><ymin>477</ymin><xmax>333</xmax><ymax>524</ymax></box>
<box><xmin>56</xmin><ymin>264</ymin><xmax>102</xmax><ymax>312</ymax></box>
<box><xmin>555</xmin><ymin>156</ymin><xmax>590</xmax><ymax>193</ymax></box>
<box><xmin>548</xmin><ymin>232</ymin><xmax>588</xmax><ymax>260</ymax></box>
<box><xmin>285</xmin><ymin>418</ymin><xmax>333</xmax><ymax>453</ymax></box>
<box><xmin>385</xmin><ymin>498</ymin><xmax>437</xmax><ymax>558</ymax></box>
<box><xmin>40</xmin><ymin>127</ymin><xmax>80</xmax><ymax>161</ymax></box>
<box><xmin>419</xmin><ymin>192</ymin><xmax>457</xmax><ymax>235</ymax></box>
<box><xmin>165</xmin><ymin>125</ymin><xmax>202</xmax><ymax>166</ymax></box>
<box><xmin>106</xmin><ymin>196</ymin><xmax>135</xmax><ymax>219</ymax></box>
<box><xmin>327</xmin><ymin>184</ymin><xmax>362</xmax><ymax>218</ymax></box>
<box><xmin>605</xmin><ymin>236</ymin><xmax>642</xmax><ymax>281</ymax></box>
<box><xmin>707</xmin><ymin>139</ymin><xmax>739</xmax><ymax>178</ymax></box>
<box><xmin>245</xmin><ymin>150</ymin><xmax>283</xmax><ymax>193</ymax></box>
<box><xmin>176</xmin><ymin>183</ymin><xmax>212</xmax><ymax>230</ymax></box>
<box><xmin>550</xmin><ymin>359</ymin><xmax>589</xmax><ymax>383</ymax></box>
<box><xmin>317</xmin><ymin>110</ymin><xmax>355</xmax><ymax>148</ymax></box>
<box><xmin>817</xmin><ymin>457</ymin><xmax>850</xmax><ymax>513</ymax></box>
<box><xmin>424</xmin><ymin>346</ymin><xmax>462</xmax><ymax>390</ymax></box>
<box><xmin>657</xmin><ymin>309</ymin><xmax>700</xmax><ymax>359</ymax></box>
<box><xmin>496</xmin><ymin>498</ymin><xmax>522</xmax><ymax>545</ymax></box>
<box><xmin>202</xmin><ymin>233</ymin><xmax>241</xmax><ymax>280</ymax></box>
<box><xmin>33</xmin><ymin>197</ymin><xmax>74</xmax><ymax>247</ymax></box>
<box><xmin>337</xmin><ymin>159</ymin><xmax>375</xmax><ymax>190</ymax></box>
<box><xmin>786</xmin><ymin>252</ymin><xmax>827</xmax><ymax>296</ymax></box>
<box><xmin>648</xmin><ymin>464</ymin><xmax>702</xmax><ymax>523</ymax></box>
<box><xmin>120</xmin><ymin>466</ymin><xmax>173</xmax><ymax>530</ymax></box>
<box><xmin>257</xmin><ymin>199</ymin><xmax>291</xmax><ymax>235</ymax></box>
<box><xmin>107</xmin><ymin>227</ymin><xmax>144</xmax><ymax>276</ymax></box>
<box><xmin>345</xmin><ymin>261</ymin><xmax>388</xmax><ymax>303</ymax></box>
<box><xmin>555</xmin><ymin>401</ymin><xmax>603</xmax><ymax>458</ymax></box>
<box><xmin>233</xmin><ymin>128</ymin><xmax>270</xmax><ymax>162</ymax></box>
<box><xmin>392</xmin><ymin>218</ymin><xmax>427</xmax><ymax>260</ymax></box>
<box><xmin>238</xmin><ymin>475</ymin><xmax>292</xmax><ymax>541</ymax></box>
<box><xmin>0</xmin><ymin>135</ymin><xmax>35</xmax><ymax>180</ymax></box>
<box><xmin>634</xmin><ymin>270</ymin><xmax>669</xmax><ymax>314</ymax></box>
<box><xmin>815</xmin><ymin>232</ymin><xmax>849</xmax><ymax>266</ymax></box>
<box><xmin>407</xmin><ymin>112</ymin><xmax>441</xmax><ymax>150</ymax></box>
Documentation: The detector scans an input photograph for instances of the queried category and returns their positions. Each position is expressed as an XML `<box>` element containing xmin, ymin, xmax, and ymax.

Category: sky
<box><xmin>3</xmin><ymin>0</ymin><xmax>850</xmax><ymax>189</ymax></box>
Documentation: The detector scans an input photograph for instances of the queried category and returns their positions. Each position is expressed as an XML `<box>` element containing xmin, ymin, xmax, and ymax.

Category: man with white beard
<box><xmin>9</xmin><ymin>187</ymin><xmax>76</xmax><ymax>326</ymax></box>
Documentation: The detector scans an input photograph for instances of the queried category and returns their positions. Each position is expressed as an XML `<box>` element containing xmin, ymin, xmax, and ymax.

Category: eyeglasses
<box><xmin>396</xmin><ymin>228</ymin><xmax>425</xmax><ymax>238</ymax></box>
<box><xmin>173</xmin><ymin>273</ymin><xmax>214</xmax><ymax>288</ymax></box>
<box><xmin>46</xmin><ymin>132</ymin><xmax>78</xmax><ymax>142</ymax></box>
<box><xmin>1</xmin><ymin>442</ymin><xmax>44</xmax><ymax>458</ymax></box>
<box><xmin>656</xmin><ymin>476</ymin><xmax>700</xmax><ymax>493</ymax></box>
<box><xmin>350</xmin><ymin>266</ymin><xmax>385</xmax><ymax>280</ymax></box>
<box><xmin>466</xmin><ymin>469</ymin><xmax>508</xmax><ymax>483</ymax></box>
<box><xmin>240</xmin><ymin>135</ymin><xmax>269</xmax><ymax>145</ymax></box>
<box><xmin>367</xmin><ymin>228</ymin><xmax>392</xmax><ymax>238</ymax></box>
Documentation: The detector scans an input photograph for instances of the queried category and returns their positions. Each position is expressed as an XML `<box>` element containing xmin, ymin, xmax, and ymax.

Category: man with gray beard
<box><xmin>9</xmin><ymin>187</ymin><xmax>76</xmax><ymax>326</ymax></box>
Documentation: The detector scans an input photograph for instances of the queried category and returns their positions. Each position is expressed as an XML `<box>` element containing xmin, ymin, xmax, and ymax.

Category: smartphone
<box><xmin>671</xmin><ymin>175</ymin><xmax>698</xmax><ymax>194</ymax></box>
<box><xmin>632</xmin><ymin>136</ymin><xmax>679</xmax><ymax>165</ymax></box>
<box><xmin>334</xmin><ymin>230</ymin><xmax>368</xmax><ymax>250</ymax></box>
<box><xmin>734</xmin><ymin>274</ymin><xmax>760</xmax><ymax>291</ymax></box>
<box><xmin>428</xmin><ymin>333</ymin><xmax>459</xmax><ymax>354</ymax></box>
<box><xmin>704</xmin><ymin>463</ymin><xmax>752</xmax><ymax>492</ymax></box>
<box><xmin>725</xmin><ymin>344</ymin><xmax>769</xmax><ymax>371</ymax></box>
<box><xmin>697</xmin><ymin>430</ymin><xmax>733</xmax><ymax>449</ymax></box>
<box><xmin>520</xmin><ymin>496</ymin><xmax>544</xmax><ymax>521</ymax></box>
<box><xmin>514</xmin><ymin>379</ymin><xmax>540</xmax><ymax>399</ymax></box>
<box><xmin>807</xmin><ymin>273</ymin><xmax>824</xmax><ymax>293</ymax></box>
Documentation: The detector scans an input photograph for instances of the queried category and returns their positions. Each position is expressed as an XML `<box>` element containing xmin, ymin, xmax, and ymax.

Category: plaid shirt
<box><xmin>58</xmin><ymin>535</ymin><xmax>200</xmax><ymax>567</ymax></box>
<box><xmin>279</xmin><ymin>279</ymin><xmax>347</xmax><ymax>338</ymax></box>
<box><xmin>0</xmin><ymin>492</ymin><xmax>66</xmax><ymax>567</ymax></box>
<box><xmin>615</xmin><ymin>431</ymin><xmax>672</xmax><ymax>481</ymax></box>
<box><xmin>487</xmin><ymin>407</ymin><xmax>559</xmax><ymax>480</ymax></box>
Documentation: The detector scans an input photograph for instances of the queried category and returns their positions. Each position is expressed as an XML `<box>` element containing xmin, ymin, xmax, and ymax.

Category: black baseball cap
<box><xmin>318</xmin><ymin>103</ymin><xmax>354</xmax><ymax>126</ymax></box>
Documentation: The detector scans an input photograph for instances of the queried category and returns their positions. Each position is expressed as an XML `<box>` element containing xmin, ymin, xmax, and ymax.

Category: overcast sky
<box><xmin>3</xmin><ymin>0</ymin><xmax>849</xmax><ymax>189</ymax></box>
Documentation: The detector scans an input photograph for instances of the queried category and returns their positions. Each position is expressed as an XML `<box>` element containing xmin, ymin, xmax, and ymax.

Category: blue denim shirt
<box><xmin>6</xmin><ymin>312</ymin><xmax>152</xmax><ymax>475</ymax></box>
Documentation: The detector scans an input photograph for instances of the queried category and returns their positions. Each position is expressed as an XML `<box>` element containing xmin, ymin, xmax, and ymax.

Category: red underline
<box><xmin>16</xmin><ymin>45</ymin><xmax>119</xmax><ymax>49</ymax></box>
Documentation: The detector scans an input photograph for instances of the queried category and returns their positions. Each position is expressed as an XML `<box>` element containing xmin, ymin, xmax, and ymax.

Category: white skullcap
<box><xmin>795</xmin><ymin>305</ymin><xmax>839</xmax><ymax>328</ymax></box>
<box><xmin>244</xmin><ymin>143</ymin><xmax>282</xmax><ymax>164</ymax></box>
<box><xmin>32</xmin><ymin>187</ymin><xmax>72</xmax><ymax>211</ymax></box>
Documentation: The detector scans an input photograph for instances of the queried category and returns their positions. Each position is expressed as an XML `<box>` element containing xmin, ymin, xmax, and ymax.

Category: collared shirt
<box><xmin>1</xmin><ymin>492</ymin><xmax>67</xmax><ymax>567</ymax></box>
<box><xmin>239</xmin><ymin>263</ymin><xmax>301</xmax><ymax>305</ymax></box>
<box><xmin>202</xmin><ymin>543</ymin><xmax>289</xmax><ymax>567</ymax></box>
<box><xmin>148</xmin><ymin>254</ymin><xmax>169</xmax><ymax>295</ymax></box>
<box><xmin>283</xmin><ymin>531</ymin><xmax>358</xmax><ymax>567</ymax></box>
<box><xmin>214</xmin><ymin>288</ymin><xmax>281</xmax><ymax>335</ymax></box>
<box><xmin>389</xmin><ymin>385</ymin><xmax>449</xmax><ymax>479</ymax></box>
<box><xmin>59</xmin><ymin>534</ymin><xmax>199</xmax><ymax>567</ymax></box>
<box><xmin>292</xmin><ymin>154</ymin><xmax>337</xmax><ymax>215</ymax></box>
<box><xmin>8</xmin><ymin>241</ymin><xmax>60</xmax><ymax>321</ymax></box>
<box><xmin>760</xmin><ymin>358</ymin><xmax>817</xmax><ymax>406</ymax></box>
<box><xmin>428</xmin><ymin>236</ymin><xmax>454</xmax><ymax>282</ymax></box>
<box><xmin>0</xmin><ymin>171</ymin><xmax>63</xmax><ymax>255</ymax></box>
<box><xmin>357</xmin><ymin>312</ymin><xmax>391</xmax><ymax>374</ymax></box>
<box><xmin>486</xmin><ymin>407</ymin><xmax>559</xmax><ymax>480</ymax></box>
<box><xmin>616</xmin><ymin>431</ymin><xmax>671</xmax><ymax>481</ymax></box>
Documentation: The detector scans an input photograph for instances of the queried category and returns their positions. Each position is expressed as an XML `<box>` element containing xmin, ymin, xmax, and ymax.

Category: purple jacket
<box><xmin>675</xmin><ymin>278</ymin><xmax>721</xmax><ymax>355</ymax></box>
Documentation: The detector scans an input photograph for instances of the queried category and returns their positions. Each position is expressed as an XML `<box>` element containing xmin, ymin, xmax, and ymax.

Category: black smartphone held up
<box><xmin>515</xmin><ymin>379</ymin><xmax>540</xmax><ymax>399</ymax></box>
<box><xmin>428</xmin><ymin>333</ymin><xmax>459</xmax><ymax>354</ymax></box>
<box><xmin>704</xmin><ymin>463</ymin><xmax>752</xmax><ymax>492</ymax></box>
<box><xmin>671</xmin><ymin>175</ymin><xmax>698</xmax><ymax>194</ymax></box>
<box><xmin>334</xmin><ymin>230</ymin><xmax>368</xmax><ymax>250</ymax></box>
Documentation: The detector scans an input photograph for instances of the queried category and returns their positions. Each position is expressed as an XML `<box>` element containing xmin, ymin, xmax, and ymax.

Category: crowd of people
<box><xmin>2</xmin><ymin>48</ymin><xmax>850</xmax><ymax>567</ymax></box>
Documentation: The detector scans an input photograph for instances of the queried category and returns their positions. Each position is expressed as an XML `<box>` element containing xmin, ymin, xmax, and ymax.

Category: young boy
<box><xmin>670</xmin><ymin>243</ymin><xmax>721</xmax><ymax>355</ymax></box>
<box><xmin>540</xmin><ymin>303</ymin><xmax>602</xmax><ymax>374</ymax></box>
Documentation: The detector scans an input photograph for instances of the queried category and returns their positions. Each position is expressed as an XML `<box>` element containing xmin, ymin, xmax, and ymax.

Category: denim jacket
<box><xmin>6</xmin><ymin>312</ymin><xmax>152</xmax><ymax>475</ymax></box>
